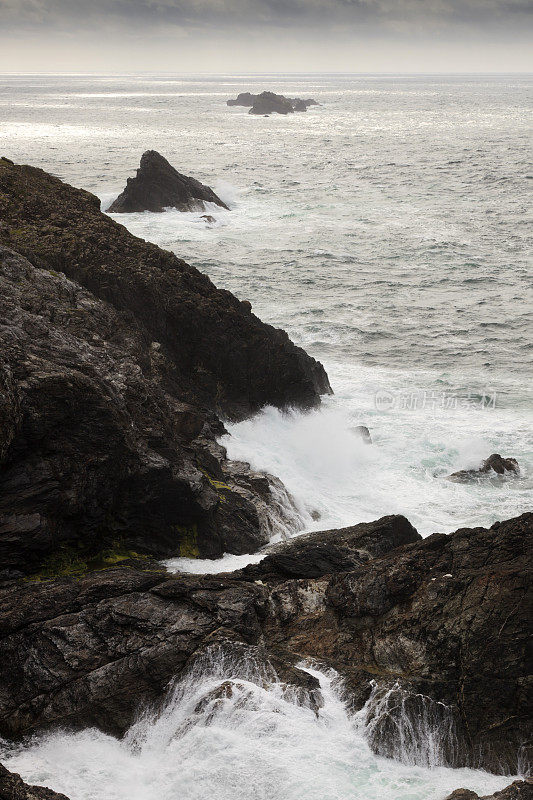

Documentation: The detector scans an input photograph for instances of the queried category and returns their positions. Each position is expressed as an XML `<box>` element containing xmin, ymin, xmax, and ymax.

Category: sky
<box><xmin>0</xmin><ymin>0</ymin><xmax>532</xmax><ymax>73</ymax></box>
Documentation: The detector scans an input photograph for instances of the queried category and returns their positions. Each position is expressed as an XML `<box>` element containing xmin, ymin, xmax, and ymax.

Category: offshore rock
<box><xmin>352</xmin><ymin>424</ymin><xmax>372</xmax><ymax>444</ymax></box>
<box><xmin>108</xmin><ymin>150</ymin><xmax>229</xmax><ymax>213</ymax></box>
<box><xmin>0</xmin><ymin>764</ymin><xmax>70</xmax><ymax>799</ymax></box>
<box><xmin>228</xmin><ymin>91</ymin><xmax>318</xmax><ymax>113</ymax></box>
<box><xmin>447</xmin><ymin>453</ymin><xmax>519</xmax><ymax>482</ymax></box>
<box><xmin>227</xmin><ymin>91</ymin><xmax>257</xmax><ymax>106</ymax></box>
<box><xmin>250</xmin><ymin>92</ymin><xmax>294</xmax><ymax>115</ymax></box>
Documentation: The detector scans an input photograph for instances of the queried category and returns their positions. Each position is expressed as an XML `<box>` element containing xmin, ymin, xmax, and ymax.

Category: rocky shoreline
<box><xmin>0</xmin><ymin>157</ymin><xmax>530</xmax><ymax>799</ymax></box>
<box><xmin>0</xmin><ymin>156</ymin><xmax>330</xmax><ymax>575</ymax></box>
<box><xmin>0</xmin><ymin>512</ymin><xmax>530</xmax><ymax>797</ymax></box>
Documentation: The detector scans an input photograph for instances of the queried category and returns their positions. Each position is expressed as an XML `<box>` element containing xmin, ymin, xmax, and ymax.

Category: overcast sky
<box><xmin>1</xmin><ymin>0</ymin><xmax>532</xmax><ymax>72</ymax></box>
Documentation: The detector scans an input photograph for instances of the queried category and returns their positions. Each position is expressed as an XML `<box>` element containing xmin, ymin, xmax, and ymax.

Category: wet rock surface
<box><xmin>445</xmin><ymin>779</ymin><xmax>533</xmax><ymax>799</ymax></box>
<box><xmin>0</xmin><ymin>565</ymin><xmax>268</xmax><ymax>738</ymax></box>
<box><xmin>238</xmin><ymin>514</ymin><xmax>420</xmax><ymax>580</ymax></box>
<box><xmin>108</xmin><ymin>150</ymin><xmax>229</xmax><ymax>213</ymax></box>
<box><xmin>0</xmin><ymin>764</ymin><xmax>70</xmax><ymax>800</ymax></box>
<box><xmin>0</xmin><ymin>158</ymin><xmax>330</xmax><ymax>570</ymax></box>
<box><xmin>0</xmin><ymin>243</ymin><xmax>287</xmax><ymax>569</ymax></box>
<box><xmin>447</xmin><ymin>453</ymin><xmax>519</xmax><ymax>482</ymax></box>
<box><xmin>0</xmin><ymin>512</ymin><xmax>530</xmax><ymax>776</ymax></box>
<box><xmin>260</xmin><ymin>512</ymin><xmax>532</xmax><ymax>773</ymax></box>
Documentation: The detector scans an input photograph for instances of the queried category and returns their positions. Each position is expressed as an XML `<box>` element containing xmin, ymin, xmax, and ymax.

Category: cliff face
<box><xmin>0</xmin><ymin>156</ymin><xmax>529</xmax><ymax>790</ymax></box>
<box><xmin>0</xmin><ymin>158</ymin><xmax>331</xmax><ymax>420</ymax></box>
<box><xmin>0</xmin><ymin>157</ymin><xmax>330</xmax><ymax>573</ymax></box>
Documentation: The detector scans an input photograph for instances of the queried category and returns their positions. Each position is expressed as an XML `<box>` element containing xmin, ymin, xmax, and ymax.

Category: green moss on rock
<box><xmin>27</xmin><ymin>540</ymin><xmax>156</xmax><ymax>582</ymax></box>
<box><xmin>175</xmin><ymin>524</ymin><xmax>200</xmax><ymax>558</ymax></box>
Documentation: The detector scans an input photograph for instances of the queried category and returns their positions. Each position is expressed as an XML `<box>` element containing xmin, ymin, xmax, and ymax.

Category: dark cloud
<box><xmin>1</xmin><ymin>0</ymin><xmax>532</xmax><ymax>33</ymax></box>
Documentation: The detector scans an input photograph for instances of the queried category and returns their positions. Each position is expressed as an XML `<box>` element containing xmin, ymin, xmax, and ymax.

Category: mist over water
<box><xmin>0</xmin><ymin>73</ymin><xmax>531</xmax><ymax>798</ymax></box>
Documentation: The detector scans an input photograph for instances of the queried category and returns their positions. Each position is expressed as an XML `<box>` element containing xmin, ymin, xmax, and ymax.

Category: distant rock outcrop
<box><xmin>447</xmin><ymin>453</ymin><xmax>519</xmax><ymax>482</ymax></box>
<box><xmin>249</xmin><ymin>92</ymin><xmax>294</xmax><ymax>115</ymax></box>
<box><xmin>227</xmin><ymin>91</ymin><xmax>319</xmax><ymax>115</ymax></box>
<box><xmin>108</xmin><ymin>150</ymin><xmax>229</xmax><ymax>213</ymax></box>
<box><xmin>227</xmin><ymin>91</ymin><xmax>257</xmax><ymax>106</ymax></box>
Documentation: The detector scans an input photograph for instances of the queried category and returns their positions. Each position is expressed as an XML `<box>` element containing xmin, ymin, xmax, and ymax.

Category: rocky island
<box><xmin>227</xmin><ymin>91</ymin><xmax>319</xmax><ymax>115</ymax></box>
<box><xmin>108</xmin><ymin>150</ymin><xmax>229</xmax><ymax>213</ymax></box>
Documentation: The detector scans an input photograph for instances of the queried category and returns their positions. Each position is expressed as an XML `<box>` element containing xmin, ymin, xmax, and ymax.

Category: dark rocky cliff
<box><xmin>0</xmin><ymin>156</ymin><xmax>529</xmax><ymax>795</ymax></box>
<box><xmin>0</xmin><ymin>157</ymin><xmax>330</xmax><ymax>419</ymax></box>
<box><xmin>0</xmin><ymin>157</ymin><xmax>330</xmax><ymax>573</ymax></box>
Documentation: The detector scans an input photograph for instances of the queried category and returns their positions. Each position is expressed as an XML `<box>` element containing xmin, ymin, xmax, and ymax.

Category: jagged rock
<box><xmin>0</xmin><ymin>566</ymin><xmax>285</xmax><ymax>739</ymax></box>
<box><xmin>265</xmin><ymin>512</ymin><xmax>532</xmax><ymax>773</ymax></box>
<box><xmin>444</xmin><ymin>779</ymin><xmax>533</xmax><ymax>799</ymax></box>
<box><xmin>480</xmin><ymin>453</ymin><xmax>519</xmax><ymax>474</ymax></box>
<box><xmin>0</xmin><ymin>518</ymin><xmax>413</xmax><ymax>739</ymax></box>
<box><xmin>200</xmin><ymin>214</ymin><xmax>216</xmax><ymax>224</ymax></box>
<box><xmin>0</xmin><ymin>158</ymin><xmax>330</xmax><ymax>419</ymax></box>
<box><xmin>0</xmin><ymin>764</ymin><xmax>70</xmax><ymax>799</ymax></box>
<box><xmin>0</xmin><ymin>244</ymin><xmax>282</xmax><ymax>569</ymax></box>
<box><xmin>447</xmin><ymin>453</ymin><xmax>519</xmax><ymax>482</ymax></box>
<box><xmin>0</xmin><ymin>159</ymin><xmax>331</xmax><ymax>571</ymax></box>
<box><xmin>228</xmin><ymin>91</ymin><xmax>318</xmax><ymax>113</ymax></box>
<box><xmin>239</xmin><ymin>515</ymin><xmax>420</xmax><ymax>581</ymax></box>
<box><xmin>108</xmin><ymin>150</ymin><xmax>228</xmax><ymax>213</ymax></box>
<box><xmin>0</xmin><ymin>512</ymin><xmax>530</xmax><ymax>776</ymax></box>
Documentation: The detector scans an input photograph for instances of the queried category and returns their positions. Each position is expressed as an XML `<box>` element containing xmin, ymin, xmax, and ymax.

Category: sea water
<box><xmin>0</xmin><ymin>72</ymin><xmax>531</xmax><ymax>798</ymax></box>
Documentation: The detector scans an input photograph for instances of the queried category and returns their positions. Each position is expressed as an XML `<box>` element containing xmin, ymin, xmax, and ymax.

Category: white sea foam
<box><xmin>0</xmin><ymin>653</ymin><xmax>517</xmax><ymax>800</ymax></box>
<box><xmin>164</xmin><ymin>551</ymin><xmax>265</xmax><ymax>574</ymax></box>
<box><xmin>222</xmin><ymin>359</ymin><xmax>532</xmax><ymax>538</ymax></box>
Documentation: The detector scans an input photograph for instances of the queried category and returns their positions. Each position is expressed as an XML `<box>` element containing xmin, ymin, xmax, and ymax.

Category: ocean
<box><xmin>0</xmin><ymin>72</ymin><xmax>531</xmax><ymax>799</ymax></box>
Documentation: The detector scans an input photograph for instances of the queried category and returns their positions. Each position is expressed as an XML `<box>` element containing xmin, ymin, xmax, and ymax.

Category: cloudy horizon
<box><xmin>1</xmin><ymin>0</ymin><xmax>532</xmax><ymax>72</ymax></box>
